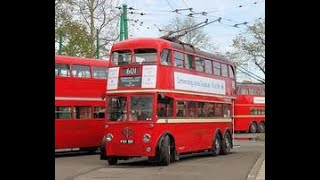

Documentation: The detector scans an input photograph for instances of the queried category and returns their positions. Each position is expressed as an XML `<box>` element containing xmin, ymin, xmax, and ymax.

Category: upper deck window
<box><xmin>221</xmin><ymin>64</ymin><xmax>228</xmax><ymax>77</ymax></box>
<box><xmin>204</xmin><ymin>59</ymin><xmax>212</xmax><ymax>74</ymax></box>
<box><xmin>213</xmin><ymin>61</ymin><xmax>221</xmax><ymax>76</ymax></box>
<box><xmin>112</xmin><ymin>50</ymin><xmax>131</xmax><ymax>66</ymax></box>
<box><xmin>160</xmin><ymin>49</ymin><xmax>171</xmax><ymax>65</ymax></box>
<box><xmin>174</xmin><ymin>51</ymin><xmax>184</xmax><ymax>68</ymax></box>
<box><xmin>185</xmin><ymin>54</ymin><xmax>194</xmax><ymax>70</ymax></box>
<box><xmin>72</xmin><ymin>65</ymin><xmax>91</xmax><ymax>78</ymax></box>
<box><xmin>55</xmin><ymin>64</ymin><xmax>71</xmax><ymax>77</ymax></box>
<box><xmin>133</xmin><ymin>48</ymin><xmax>157</xmax><ymax>64</ymax></box>
<box><xmin>195</xmin><ymin>57</ymin><xmax>204</xmax><ymax>72</ymax></box>
<box><xmin>92</xmin><ymin>66</ymin><xmax>108</xmax><ymax>79</ymax></box>
<box><xmin>241</xmin><ymin>88</ymin><xmax>249</xmax><ymax>95</ymax></box>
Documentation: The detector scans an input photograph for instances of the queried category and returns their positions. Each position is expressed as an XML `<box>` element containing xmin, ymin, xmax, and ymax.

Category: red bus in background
<box><xmin>234</xmin><ymin>82</ymin><xmax>265</xmax><ymax>133</ymax></box>
<box><xmin>100</xmin><ymin>37</ymin><xmax>236</xmax><ymax>165</ymax></box>
<box><xmin>55</xmin><ymin>55</ymin><xmax>109</xmax><ymax>152</ymax></box>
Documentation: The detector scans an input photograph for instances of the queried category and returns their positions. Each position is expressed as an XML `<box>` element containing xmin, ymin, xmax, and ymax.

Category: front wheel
<box><xmin>107</xmin><ymin>157</ymin><xmax>118</xmax><ymax>165</ymax></box>
<box><xmin>159</xmin><ymin>135</ymin><xmax>171</xmax><ymax>166</ymax></box>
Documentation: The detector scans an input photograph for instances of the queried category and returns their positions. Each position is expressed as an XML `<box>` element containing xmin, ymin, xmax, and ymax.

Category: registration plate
<box><xmin>120</xmin><ymin>139</ymin><xmax>134</xmax><ymax>144</ymax></box>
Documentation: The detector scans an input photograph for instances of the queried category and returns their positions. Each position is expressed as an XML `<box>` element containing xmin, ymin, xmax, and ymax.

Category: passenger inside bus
<box><xmin>114</xmin><ymin>97</ymin><xmax>127</xmax><ymax>121</ymax></box>
<box><xmin>177</xmin><ymin>110</ymin><xmax>184</xmax><ymax>117</ymax></box>
<box><xmin>118</xmin><ymin>55</ymin><xmax>126</xmax><ymax>65</ymax></box>
<box><xmin>129</xmin><ymin>110</ymin><xmax>138</xmax><ymax>121</ymax></box>
<box><xmin>158</xmin><ymin>107</ymin><xmax>167</xmax><ymax>117</ymax></box>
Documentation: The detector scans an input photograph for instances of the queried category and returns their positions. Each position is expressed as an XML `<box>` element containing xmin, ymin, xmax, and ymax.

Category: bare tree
<box><xmin>161</xmin><ymin>16</ymin><xmax>217</xmax><ymax>52</ymax></box>
<box><xmin>74</xmin><ymin>0</ymin><xmax>120</xmax><ymax>58</ymax></box>
<box><xmin>229</xmin><ymin>18</ymin><xmax>265</xmax><ymax>82</ymax></box>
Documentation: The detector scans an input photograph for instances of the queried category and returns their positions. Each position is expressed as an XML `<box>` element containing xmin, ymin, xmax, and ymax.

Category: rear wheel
<box><xmin>159</xmin><ymin>135</ymin><xmax>171</xmax><ymax>166</ymax></box>
<box><xmin>221</xmin><ymin>132</ymin><xmax>232</xmax><ymax>155</ymax></box>
<box><xmin>107</xmin><ymin>157</ymin><xmax>118</xmax><ymax>165</ymax></box>
<box><xmin>258</xmin><ymin>122</ymin><xmax>265</xmax><ymax>133</ymax></box>
<box><xmin>249</xmin><ymin>122</ymin><xmax>258</xmax><ymax>133</ymax></box>
<box><xmin>212</xmin><ymin>133</ymin><xmax>221</xmax><ymax>156</ymax></box>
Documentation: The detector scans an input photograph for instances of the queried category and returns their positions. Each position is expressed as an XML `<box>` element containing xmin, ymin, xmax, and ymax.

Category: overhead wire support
<box><xmin>172</xmin><ymin>7</ymin><xmax>193</xmax><ymax>13</ymax></box>
<box><xmin>161</xmin><ymin>18</ymin><xmax>209</xmax><ymax>39</ymax></box>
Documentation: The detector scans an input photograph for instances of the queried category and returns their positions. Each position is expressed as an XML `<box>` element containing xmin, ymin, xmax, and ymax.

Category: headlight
<box><xmin>142</xmin><ymin>133</ymin><xmax>151</xmax><ymax>143</ymax></box>
<box><xmin>105</xmin><ymin>133</ymin><xmax>113</xmax><ymax>142</ymax></box>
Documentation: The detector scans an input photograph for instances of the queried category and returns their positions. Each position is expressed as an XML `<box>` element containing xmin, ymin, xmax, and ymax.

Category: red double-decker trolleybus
<box><xmin>234</xmin><ymin>82</ymin><xmax>265</xmax><ymax>133</ymax></box>
<box><xmin>100</xmin><ymin>37</ymin><xmax>237</xmax><ymax>165</ymax></box>
<box><xmin>55</xmin><ymin>55</ymin><xmax>109</xmax><ymax>152</ymax></box>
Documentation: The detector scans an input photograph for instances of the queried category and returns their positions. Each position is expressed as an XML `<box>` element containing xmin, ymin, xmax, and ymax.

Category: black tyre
<box><xmin>107</xmin><ymin>157</ymin><xmax>118</xmax><ymax>165</ymax></box>
<box><xmin>258</xmin><ymin>122</ymin><xmax>265</xmax><ymax>133</ymax></box>
<box><xmin>159</xmin><ymin>135</ymin><xmax>171</xmax><ymax>166</ymax></box>
<box><xmin>212</xmin><ymin>133</ymin><xmax>221</xmax><ymax>156</ymax></box>
<box><xmin>249</xmin><ymin>122</ymin><xmax>258</xmax><ymax>133</ymax></box>
<box><xmin>221</xmin><ymin>132</ymin><xmax>232</xmax><ymax>155</ymax></box>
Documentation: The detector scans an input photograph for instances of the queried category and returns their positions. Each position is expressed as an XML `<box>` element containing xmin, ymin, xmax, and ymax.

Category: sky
<box><xmin>122</xmin><ymin>0</ymin><xmax>265</xmax><ymax>53</ymax></box>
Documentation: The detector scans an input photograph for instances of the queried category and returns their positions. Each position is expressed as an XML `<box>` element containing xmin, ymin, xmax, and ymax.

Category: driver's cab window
<box><xmin>129</xmin><ymin>96</ymin><xmax>153</xmax><ymax>121</ymax></box>
<box><xmin>107</xmin><ymin>96</ymin><xmax>127</xmax><ymax>121</ymax></box>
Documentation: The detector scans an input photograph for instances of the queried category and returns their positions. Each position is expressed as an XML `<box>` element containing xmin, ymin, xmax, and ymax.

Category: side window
<box><xmin>160</xmin><ymin>49</ymin><xmax>171</xmax><ymax>65</ymax></box>
<box><xmin>72</xmin><ymin>65</ymin><xmax>91</xmax><ymax>78</ymax></box>
<box><xmin>223</xmin><ymin>104</ymin><xmax>231</xmax><ymax>118</ymax></box>
<box><xmin>249</xmin><ymin>88</ymin><xmax>255</xmax><ymax>95</ymax></box>
<box><xmin>157</xmin><ymin>95</ymin><xmax>174</xmax><ymax>118</ymax></box>
<box><xmin>55</xmin><ymin>106</ymin><xmax>72</xmax><ymax>119</ymax></box>
<box><xmin>94</xmin><ymin>107</ymin><xmax>105</xmax><ymax>119</ymax></box>
<box><xmin>204</xmin><ymin>59</ymin><xmax>212</xmax><ymax>74</ymax></box>
<box><xmin>261</xmin><ymin>88</ymin><xmax>265</xmax><ymax>95</ymax></box>
<box><xmin>206</xmin><ymin>103</ymin><xmax>214</xmax><ymax>117</ymax></box>
<box><xmin>215</xmin><ymin>104</ymin><xmax>223</xmax><ymax>117</ymax></box>
<box><xmin>73</xmin><ymin>106</ymin><xmax>92</xmax><ymax>119</ymax></box>
<box><xmin>250</xmin><ymin>108</ymin><xmax>255</xmax><ymax>115</ymax></box>
<box><xmin>92</xmin><ymin>67</ymin><xmax>108</xmax><ymax>79</ymax></box>
<box><xmin>185</xmin><ymin>54</ymin><xmax>194</xmax><ymax>70</ymax></box>
<box><xmin>174</xmin><ymin>51</ymin><xmax>184</xmax><ymax>68</ymax></box>
<box><xmin>221</xmin><ymin>64</ymin><xmax>228</xmax><ymax>77</ymax></box>
<box><xmin>176</xmin><ymin>101</ymin><xmax>186</xmax><ymax>117</ymax></box>
<box><xmin>55</xmin><ymin>64</ymin><xmax>71</xmax><ymax>77</ymax></box>
<box><xmin>198</xmin><ymin>102</ymin><xmax>205</xmax><ymax>117</ymax></box>
<box><xmin>213</xmin><ymin>61</ymin><xmax>221</xmax><ymax>76</ymax></box>
<box><xmin>241</xmin><ymin>88</ymin><xmax>249</xmax><ymax>95</ymax></box>
<box><xmin>195</xmin><ymin>57</ymin><xmax>204</xmax><ymax>72</ymax></box>
<box><xmin>187</xmin><ymin>101</ymin><xmax>197</xmax><ymax>118</ymax></box>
